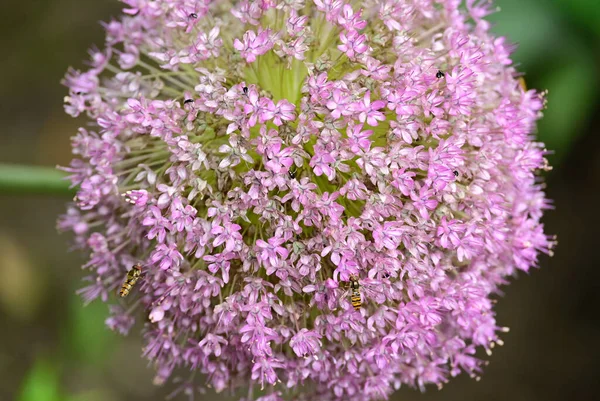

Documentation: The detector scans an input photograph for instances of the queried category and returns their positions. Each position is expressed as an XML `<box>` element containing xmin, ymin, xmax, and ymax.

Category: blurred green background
<box><xmin>0</xmin><ymin>0</ymin><xmax>599</xmax><ymax>400</ymax></box>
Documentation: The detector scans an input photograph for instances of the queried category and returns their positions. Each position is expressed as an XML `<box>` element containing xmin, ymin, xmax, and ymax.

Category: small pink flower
<box><xmin>256</xmin><ymin>237</ymin><xmax>289</xmax><ymax>267</ymax></box>
<box><xmin>272</xmin><ymin>99</ymin><xmax>296</xmax><ymax>126</ymax></box>
<box><xmin>211</xmin><ymin>221</ymin><xmax>243</xmax><ymax>252</ymax></box>
<box><xmin>289</xmin><ymin>329</ymin><xmax>322</xmax><ymax>357</ymax></box>
<box><xmin>122</xmin><ymin>189</ymin><xmax>149</xmax><ymax>206</ymax></box>
<box><xmin>352</xmin><ymin>90</ymin><xmax>387</xmax><ymax>126</ymax></box>
<box><xmin>337</xmin><ymin>5</ymin><xmax>367</xmax><ymax>31</ymax></box>
<box><xmin>410</xmin><ymin>185</ymin><xmax>439</xmax><ymax>220</ymax></box>
<box><xmin>286</xmin><ymin>11</ymin><xmax>308</xmax><ymax>35</ymax></box>
<box><xmin>310</xmin><ymin>146</ymin><xmax>336</xmax><ymax>180</ymax></box>
<box><xmin>234</xmin><ymin>28</ymin><xmax>275</xmax><ymax>63</ymax></box>
<box><xmin>264</xmin><ymin>142</ymin><xmax>294</xmax><ymax>174</ymax></box>
<box><xmin>149</xmin><ymin>306</ymin><xmax>165</xmax><ymax>323</ymax></box>
<box><xmin>373</xmin><ymin>221</ymin><xmax>405</xmax><ymax>251</ymax></box>
<box><xmin>150</xmin><ymin>243</ymin><xmax>183</xmax><ymax>271</ymax></box>
<box><xmin>338</xmin><ymin>30</ymin><xmax>369</xmax><ymax>59</ymax></box>
<box><xmin>326</xmin><ymin>88</ymin><xmax>352</xmax><ymax>119</ymax></box>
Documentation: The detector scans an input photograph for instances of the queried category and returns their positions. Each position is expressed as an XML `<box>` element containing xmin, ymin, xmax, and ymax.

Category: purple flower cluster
<box><xmin>59</xmin><ymin>0</ymin><xmax>555</xmax><ymax>399</ymax></box>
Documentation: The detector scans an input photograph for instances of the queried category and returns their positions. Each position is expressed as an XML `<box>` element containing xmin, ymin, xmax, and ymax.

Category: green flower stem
<box><xmin>0</xmin><ymin>164</ymin><xmax>74</xmax><ymax>195</ymax></box>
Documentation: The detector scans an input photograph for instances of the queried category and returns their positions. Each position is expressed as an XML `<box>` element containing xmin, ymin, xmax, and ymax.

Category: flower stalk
<box><xmin>0</xmin><ymin>164</ymin><xmax>73</xmax><ymax>195</ymax></box>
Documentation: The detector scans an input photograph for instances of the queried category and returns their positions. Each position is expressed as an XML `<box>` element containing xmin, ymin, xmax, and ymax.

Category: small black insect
<box><xmin>242</xmin><ymin>86</ymin><xmax>249</xmax><ymax>95</ymax></box>
<box><xmin>436</xmin><ymin>70</ymin><xmax>445</xmax><ymax>79</ymax></box>
<box><xmin>189</xmin><ymin>13</ymin><xmax>198</xmax><ymax>19</ymax></box>
<box><xmin>184</xmin><ymin>99</ymin><xmax>194</xmax><ymax>104</ymax></box>
<box><xmin>288</xmin><ymin>168</ymin><xmax>297</xmax><ymax>179</ymax></box>
<box><xmin>453</xmin><ymin>170</ymin><xmax>459</xmax><ymax>177</ymax></box>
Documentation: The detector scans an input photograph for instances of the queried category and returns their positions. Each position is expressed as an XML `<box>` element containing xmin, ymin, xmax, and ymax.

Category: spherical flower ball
<box><xmin>59</xmin><ymin>0</ymin><xmax>556</xmax><ymax>399</ymax></box>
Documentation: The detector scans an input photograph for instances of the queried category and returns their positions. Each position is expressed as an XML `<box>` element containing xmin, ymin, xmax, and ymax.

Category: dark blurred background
<box><xmin>0</xmin><ymin>0</ymin><xmax>598</xmax><ymax>400</ymax></box>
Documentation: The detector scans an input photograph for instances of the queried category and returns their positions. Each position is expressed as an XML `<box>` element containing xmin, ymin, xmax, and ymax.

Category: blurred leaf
<box><xmin>492</xmin><ymin>0</ymin><xmax>599</xmax><ymax>165</ymax></box>
<box><xmin>0</xmin><ymin>164</ymin><xmax>73</xmax><ymax>195</ymax></box>
<box><xmin>64</xmin><ymin>295</ymin><xmax>115</xmax><ymax>365</ymax></box>
<box><xmin>555</xmin><ymin>0</ymin><xmax>600</xmax><ymax>38</ymax></box>
<box><xmin>107</xmin><ymin>338</ymin><xmax>155</xmax><ymax>398</ymax></box>
<box><xmin>35</xmin><ymin>114</ymin><xmax>84</xmax><ymax>167</ymax></box>
<box><xmin>490</xmin><ymin>0</ymin><xmax>561</xmax><ymax>70</ymax></box>
<box><xmin>18</xmin><ymin>359</ymin><xmax>61</xmax><ymax>401</ymax></box>
<box><xmin>66</xmin><ymin>389</ymin><xmax>118</xmax><ymax>401</ymax></box>
<box><xmin>537</xmin><ymin>51</ymin><xmax>598</xmax><ymax>164</ymax></box>
<box><xmin>0</xmin><ymin>233</ymin><xmax>45</xmax><ymax>321</ymax></box>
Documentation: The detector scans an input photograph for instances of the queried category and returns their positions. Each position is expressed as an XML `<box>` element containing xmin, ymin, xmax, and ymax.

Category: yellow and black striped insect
<box><xmin>349</xmin><ymin>274</ymin><xmax>361</xmax><ymax>311</ymax></box>
<box><xmin>119</xmin><ymin>263</ymin><xmax>142</xmax><ymax>297</ymax></box>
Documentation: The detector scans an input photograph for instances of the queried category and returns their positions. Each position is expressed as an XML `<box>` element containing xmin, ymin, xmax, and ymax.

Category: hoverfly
<box><xmin>349</xmin><ymin>274</ymin><xmax>361</xmax><ymax>311</ymax></box>
<box><xmin>119</xmin><ymin>263</ymin><xmax>142</xmax><ymax>297</ymax></box>
<box><xmin>518</xmin><ymin>77</ymin><xmax>527</xmax><ymax>91</ymax></box>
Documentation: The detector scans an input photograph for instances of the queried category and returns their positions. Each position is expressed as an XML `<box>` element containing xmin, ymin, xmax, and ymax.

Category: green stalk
<box><xmin>0</xmin><ymin>164</ymin><xmax>74</xmax><ymax>195</ymax></box>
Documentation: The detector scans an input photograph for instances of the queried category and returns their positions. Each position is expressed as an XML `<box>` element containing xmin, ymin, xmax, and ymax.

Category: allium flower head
<box><xmin>59</xmin><ymin>0</ymin><xmax>555</xmax><ymax>399</ymax></box>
